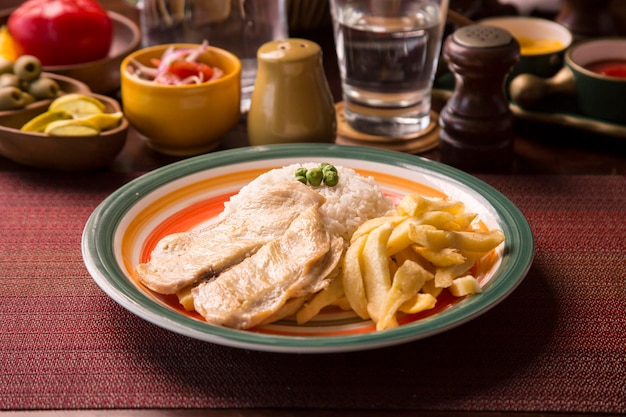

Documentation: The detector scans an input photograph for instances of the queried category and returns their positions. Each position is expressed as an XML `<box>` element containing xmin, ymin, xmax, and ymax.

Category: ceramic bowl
<box><xmin>0</xmin><ymin>93</ymin><xmax>128</xmax><ymax>171</ymax></box>
<box><xmin>480</xmin><ymin>16</ymin><xmax>572</xmax><ymax>79</ymax></box>
<box><xmin>0</xmin><ymin>9</ymin><xmax>141</xmax><ymax>94</ymax></box>
<box><xmin>121</xmin><ymin>43</ymin><xmax>241</xmax><ymax>156</ymax></box>
<box><xmin>565</xmin><ymin>37</ymin><xmax>626</xmax><ymax>124</ymax></box>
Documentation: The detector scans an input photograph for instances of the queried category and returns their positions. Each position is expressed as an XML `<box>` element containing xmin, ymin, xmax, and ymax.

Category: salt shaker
<box><xmin>438</xmin><ymin>25</ymin><xmax>520</xmax><ymax>171</ymax></box>
<box><xmin>247</xmin><ymin>38</ymin><xmax>337</xmax><ymax>146</ymax></box>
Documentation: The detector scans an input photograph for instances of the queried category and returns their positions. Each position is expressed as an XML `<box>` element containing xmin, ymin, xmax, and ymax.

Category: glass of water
<box><xmin>329</xmin><ymin>0</ymin><xmax>449</xmax><ymax>137</ymax></box>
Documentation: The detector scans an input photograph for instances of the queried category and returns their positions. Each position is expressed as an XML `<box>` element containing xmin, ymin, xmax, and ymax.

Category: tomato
<box><xmin>7</xmin><ymin>0</ymin><xmax>113</xmax><ymax>66</ymax></box>
<box><xmin>167</xmin><ymin>61</ymin><xmax>215</xmax><ymax>81</ymax></box>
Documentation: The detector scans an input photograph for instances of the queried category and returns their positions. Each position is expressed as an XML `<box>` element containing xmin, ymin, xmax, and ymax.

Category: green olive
<box><xmin>306</xmin><ymin>167</ymin><xmax>323</xmax><ymax>186</ymax></box>
<box><xmin>13</xmin><ymin>55</ymin><xmax>43</xmax><ymax>82</ymax></box>
<box><xmin>21</xmin><ymin>92</ymin><xmax>35</xmax><ymax>106</ymax></box>
<box><xmin>0</xmin><ymin>73</ymin><xmax>20</xmax><ymax>89</ymax></box>
<box><xmin>0</xmin><ymin>86</ymin><xmax>27</xmax><ymax>110</ymax></box>
<box><xmin>0</xmin><ymin>57</ymin><xmax>13</xmax><ymax>75</ymax></box>
<box><xmin>28</xmin><ymin>77</ymin><xmax>61</xmax><ymax>99</ymax></box>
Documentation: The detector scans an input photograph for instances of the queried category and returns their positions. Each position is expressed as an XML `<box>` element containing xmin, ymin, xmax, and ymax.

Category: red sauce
<box><xmin>585</xmin><ymin>59</ymin><xmax>626</xmax><ymax>78</ymax></box>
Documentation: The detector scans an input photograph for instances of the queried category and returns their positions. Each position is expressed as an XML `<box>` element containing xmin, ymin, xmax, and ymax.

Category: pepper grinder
<box><xmin>439</xmin><ymin>25</ymin><xmax>520</xmax><ymax>172</ymax></box>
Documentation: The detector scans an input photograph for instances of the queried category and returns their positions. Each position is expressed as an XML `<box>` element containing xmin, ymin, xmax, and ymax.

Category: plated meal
<box><xmin>82</xmin><ymin>144</ymin><xmax>533</xmax><ymax>353</ymax></box>
<box><xmin>136</xmin><ymin>163</ymin><xmax>504</xmax><ymax>332</ymax></box>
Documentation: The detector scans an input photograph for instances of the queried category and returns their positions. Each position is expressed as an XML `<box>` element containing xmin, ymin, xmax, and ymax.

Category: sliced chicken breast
<box><xmin>192</xmin><ymin>206</ymin><xmax>344</xmax><ymax>329</ymax></box>
<box><xmin>136</xmin><ymin>181</ymin><xmax>326</xmax><ymax>294</ymax></box>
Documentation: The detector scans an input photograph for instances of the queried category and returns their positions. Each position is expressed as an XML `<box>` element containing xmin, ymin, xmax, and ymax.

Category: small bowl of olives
<box><xmin>0</xmin><ymin>55</ymin><xmax>91</xmax><ymax>117</ymax></box>
<box><xmin>0</xmin><ymin>92</ymin><xmax>129</xmax><ymax>171</ymax></box>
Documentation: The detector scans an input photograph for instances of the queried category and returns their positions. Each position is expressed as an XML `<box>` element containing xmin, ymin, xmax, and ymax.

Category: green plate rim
<box><xmin>82</xmin><ymin>143</ymin><xmax>534</xmax><ymax>353</ymax></box>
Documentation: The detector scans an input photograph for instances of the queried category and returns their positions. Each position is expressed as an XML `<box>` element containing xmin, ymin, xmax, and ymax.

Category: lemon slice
<box><xmin>48</xmin><ymin>94</ymin><xmax>106</xmax><ymax>117</ymax></box>
<box><xmin>44</xmin><ymin>119</ymin><xmax>101</xmax><ymax>136</ymax></box>
<box><xmin>21</xmin><ymin>110</ymin><xmax>72</xmax><ymax>132</ymax></box>
<box><xmin>76</xmin><ymin>112</ymin><xmax>123</xmax><ymax>131</ymax></box>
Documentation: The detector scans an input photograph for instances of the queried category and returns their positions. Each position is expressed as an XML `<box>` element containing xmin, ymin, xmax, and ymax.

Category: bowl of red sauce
<box><xmin>565</xmin><ymin>37</ymin><xmax>626</xmax><ymax>124</ymax></box>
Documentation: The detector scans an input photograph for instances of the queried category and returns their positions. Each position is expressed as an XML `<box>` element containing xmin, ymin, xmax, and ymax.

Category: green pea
<box><xmin>13</xmin><ymin>55</ymin><xmax>42</xmax><ymax>82</ymax></box>
<box><xmin>295</xmin><ymin>167</ymin><xmax>308</xmax><ymax>177</ymax></box>
<box><xmin>0</xmin><ymin>86</ymin><xmax>27</xmax><ymax>110</ymax></box>
<box><xmin>295</xmin><ymin>174</ymin><xmax>307</xmax><ymax>184</ymax></box>
<box><xmin>28</xmin><ymin>77</ymin><xmax>61</xmax><ymax>99</ymax></box>
<box><xmin>323</xmin><ymin>170</ymin><xmax>339</xmax><ymax>187</ymax></box>
<box><xmin>322</xmin><ymin>164</ymin><xmax>337</xmax><ymax>175</ymax></box>
<box><xmin>306</xmin><ymin>167</ymin><xmax>323</xmax><ymax>186</ymax></box>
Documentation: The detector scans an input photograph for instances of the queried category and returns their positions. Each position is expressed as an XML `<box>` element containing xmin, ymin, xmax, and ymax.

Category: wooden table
<box><xmin>1</xmin><ymin>2</ymin><xmax>625</xmax><ymax>417</ymax></box>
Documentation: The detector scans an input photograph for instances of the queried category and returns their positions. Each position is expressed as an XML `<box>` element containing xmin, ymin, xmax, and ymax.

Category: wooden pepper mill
<box><xmin>439</xmin><ymin>25</ymin><xmax>520</xmax><ymax>172</ymax></box>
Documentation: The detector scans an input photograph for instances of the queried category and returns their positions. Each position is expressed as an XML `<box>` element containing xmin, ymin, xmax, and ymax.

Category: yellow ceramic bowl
<box><xmin>121</xmin><ymin>43</ymin><xmax>241</xmax><ymax>156</ymax></box>
<box><xmin>480</xmin><ymin>16</ymin><xmax>572</xmax><ymax>78</ymax></box>
<box><xmin>0</xmin><ymin>93</ymin><xmax>128</xmax><ymax>171</ymax></box>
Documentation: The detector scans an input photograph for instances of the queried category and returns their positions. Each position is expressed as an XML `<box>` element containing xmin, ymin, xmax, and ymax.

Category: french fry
<box><xmin>434</xmin><ymin>255</ymin><xmax>477</xmax><ymax>288</ymax></box>
<box><xmin>387</xmin><ymin>217</ymin><xmax>422</xmax><ymax>256</ymax></box>
<box><xmin>351</xmin><ymin>215</ymin><xmax>407</xmax><ymax>244</ymax></box>
<box><xmin>448</xmin><ymin>212</ymin><xmax>478</xmax><ymax>231</ymax></box>
<box><xmin>448</xmin><ymin>275</ymin><xmax>482</xmax><ymax>297</ymax></box>
<box><xmin>377</xmin><ymin>260</ymin><xmax>432</xmax><ymax>330</ymax></box>
<box><xmin>409</xmin><ymin>224</ymin><xmax>505</xmax><ymax>254</ymax></box>
<box><xmin>296</xmin><ymin>277</ymin><xmax>344</xmax><ymax>324</ymax></box>
<box><xmin>361</xmin><ymin>222</ymin><xmax>394</xmax><ymax>322</ymax></box>
<box><xmin>397</xmin><ymin>194</ymin><xmax>465</xmax><ymax>217</ymax></box>
<box><xmin>399</xmin><ymin>292</ymin><xmax>437</xmax><ymax>314</ymax></box>
<box><xmin>332</xmin><ymin>296</ymin><xmax>352</xmax><ymax>311</ymax></box>
<box><xmin>394</xmin><ymin>246</ymin><xmax>430</xmax><ymax>270</ymax></box>
<box><xmin>420</xmin><ymin>278</ymin><xmax>443</xmax><ymax>298</ymax></box>
<box><xmin>387</xmin><ymin>211</ymin><xmax>470</xmax><ymax>256</ymax></box>
<box><xmin>412</xmin><ymin>245</ymin><xmax>466</xmax><ymax>267</ymax></box>
<box><xmin>341</xmin><ymin>234</ymin><xmax>370</xmax><ymax>319</ymax></box>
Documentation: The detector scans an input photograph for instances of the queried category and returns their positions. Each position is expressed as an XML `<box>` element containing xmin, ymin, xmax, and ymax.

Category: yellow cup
<box><xmin>480</xmin><ymin>17</ymin><xmax>572</xmax><ymax>79</ymax></box>
<box><xmin>121</xmin><ymin>43</ymin><xmax>241</xmax><ymax>156</ymax></box>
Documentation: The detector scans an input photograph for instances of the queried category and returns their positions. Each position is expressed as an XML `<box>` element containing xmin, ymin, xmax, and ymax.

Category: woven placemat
<box><xmin>1</xmin><ymin>172</ymin><xmax>624</xmax><ymax>413</ymax></box>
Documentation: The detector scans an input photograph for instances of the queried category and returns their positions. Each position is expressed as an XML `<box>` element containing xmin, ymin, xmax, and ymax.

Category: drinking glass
<box><xmin>329</xmin><ymin>0</ymin><xmax>449</xmax><ymax>137</ymax></box>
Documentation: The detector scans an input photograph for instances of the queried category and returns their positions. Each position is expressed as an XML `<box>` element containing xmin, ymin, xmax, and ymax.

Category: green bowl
<box><xmin>565</xmin><ymin>37</ymin><xmax>626</xmax><ymax>125</ymax></box>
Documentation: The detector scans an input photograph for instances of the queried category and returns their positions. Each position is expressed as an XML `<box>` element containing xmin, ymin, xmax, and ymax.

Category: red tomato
<box><xmin>167</xmin><ymin>61</ymin><xmax>215</xmax><ymax>81</ymax></box>
<box><xmin>8</xmin><ymin>0</ymin><xmax>113</xmax><ymax>66</ymax></box>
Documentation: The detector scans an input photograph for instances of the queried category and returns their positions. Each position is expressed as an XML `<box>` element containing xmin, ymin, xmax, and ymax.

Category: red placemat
<box><xmin>1</xmin><ymin>172</ymin><xmax>625</xmax><ymax>413</ymax></box>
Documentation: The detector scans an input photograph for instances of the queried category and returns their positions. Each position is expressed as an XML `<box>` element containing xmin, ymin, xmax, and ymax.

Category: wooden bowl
<box><xmin>0</xmin><ymin>9</ymin><xmax>141</xmax><ymax>94</ymax></box>
<box><xmin>0</xmin><ymin>93</ymin><xmax>128</xmax><ymax>171</ymax></box>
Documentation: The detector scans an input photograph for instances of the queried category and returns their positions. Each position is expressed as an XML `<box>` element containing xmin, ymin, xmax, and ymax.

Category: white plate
<box><xmin>82</xmin><ymin>144</ymin><xmax>534</xmax><ymax>353</ymax></box>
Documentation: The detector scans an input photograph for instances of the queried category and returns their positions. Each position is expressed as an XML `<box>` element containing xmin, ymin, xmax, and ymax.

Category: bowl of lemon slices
<box><xmin>0</xmin><ymin>92</ymin><xmax>129</xmax><ymax>170</ymax></box>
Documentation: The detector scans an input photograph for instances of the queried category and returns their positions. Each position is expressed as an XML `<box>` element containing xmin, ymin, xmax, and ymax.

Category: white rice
<box><xmin>221</xmin><ymin>163</ymin><xmax>393</xmax><ymax>241</ymax></box>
